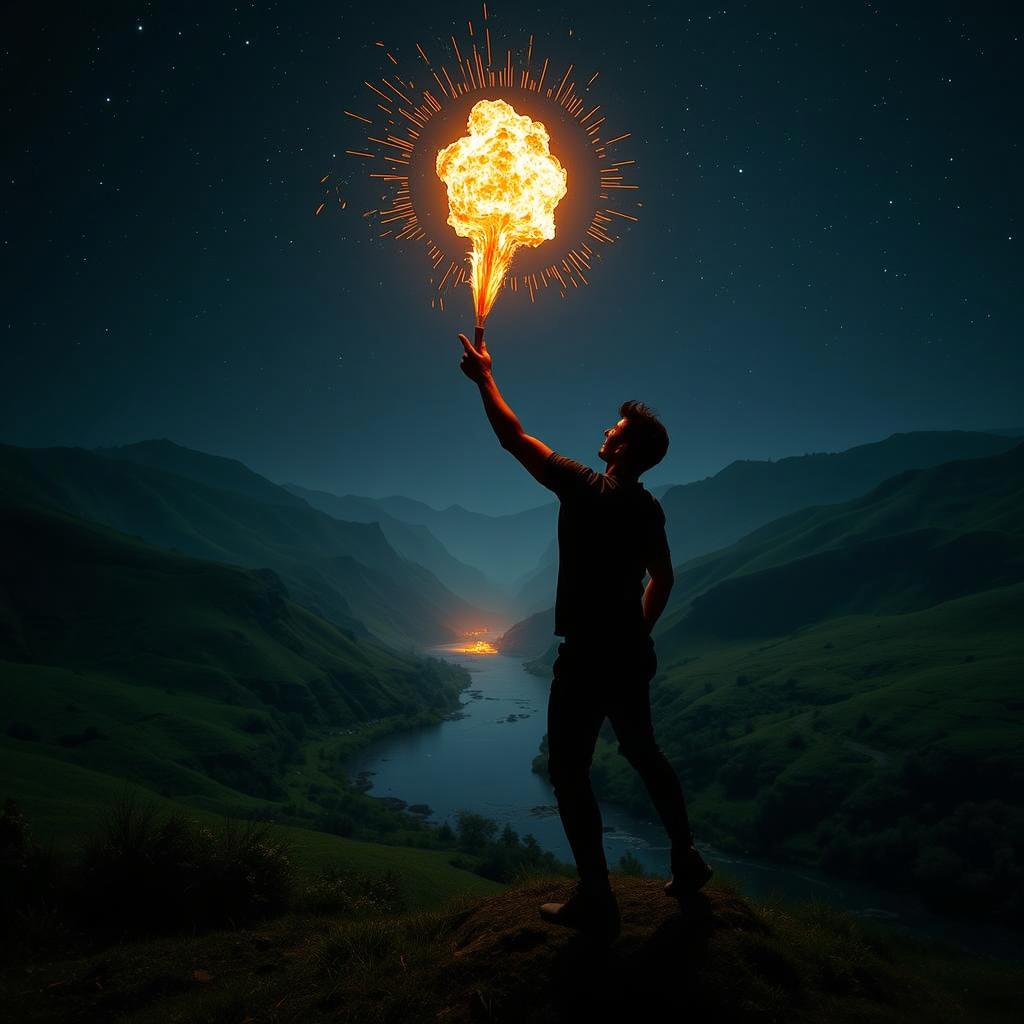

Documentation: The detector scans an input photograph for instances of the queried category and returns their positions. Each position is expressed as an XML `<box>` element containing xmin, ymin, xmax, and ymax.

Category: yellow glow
<box><xmin>436</xmin><ymin>99</ymin><xmax>567</xmax><ymax>327</ymax></box>
<box><xmin>456</xmin><ymin>640</ymin><xmax>499</xmax><ymax>655</ymax></box>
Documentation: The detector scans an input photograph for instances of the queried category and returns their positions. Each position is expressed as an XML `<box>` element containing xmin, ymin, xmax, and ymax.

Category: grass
<box><xmin>2</xmin><ymin>875</ymin><xmax>1019</xmax><ymax>1024</ymax></box>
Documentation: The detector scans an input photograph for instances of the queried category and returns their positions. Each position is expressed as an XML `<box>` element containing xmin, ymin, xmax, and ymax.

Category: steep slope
<box><xmin>0</xmin><ymin>443</ymin><xmax>485</xmax><ymax>648</ymax></box>
<box><xmin>495</xmin><ymin>609</ymin><xmax>554</xmax><ymax>658</ymax></box>
<box><xmin>0</xmin><ymin>500</ymin><xmax>468</xmax><ymax>809</ymax></box>
<box><xmin>283</xmin><ymin>483</ymin><xmax>511</xmax><ymax>618</ymax></box>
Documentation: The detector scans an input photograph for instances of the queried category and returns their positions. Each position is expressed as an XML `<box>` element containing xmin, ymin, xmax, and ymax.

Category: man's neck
<box><xmin>605</xmin><ymin>461</ymin><xmax>640</xmax><ymax>485</ymax></box>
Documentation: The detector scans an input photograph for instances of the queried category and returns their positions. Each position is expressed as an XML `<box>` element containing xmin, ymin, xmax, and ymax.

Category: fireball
<box><xmin>436</xmin><ymin>99</ymin><xmax>567</xmax><ymax>327</ymax></box>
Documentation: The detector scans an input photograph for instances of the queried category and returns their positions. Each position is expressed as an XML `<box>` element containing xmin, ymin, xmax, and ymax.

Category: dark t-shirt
<box><xmin>542</xmin><ymin>451</ymin><xmax>668</xmax><ymax>638</ymax></box>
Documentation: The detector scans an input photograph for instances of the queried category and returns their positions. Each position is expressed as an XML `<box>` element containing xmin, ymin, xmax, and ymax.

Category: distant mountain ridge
<box><xmin>659</xmin><ymin>429</ymin><xmax>1021</xmax><ymax>566</ymax></box>
<box><xmin>657</xmin><ymin>440</ymin><xmax>1024</xmax><ymax>649</ymax></box>
<box><xmin>368</xmin><ymin>494</ymin><xmax>558</xmax><ymax>585</ymax></box>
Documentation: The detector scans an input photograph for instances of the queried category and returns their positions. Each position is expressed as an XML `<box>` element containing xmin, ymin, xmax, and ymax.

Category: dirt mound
<box><xmin>431</xmin><ymin>877</ymin><xmax>907</xmax><ymax>1022</ymax></box>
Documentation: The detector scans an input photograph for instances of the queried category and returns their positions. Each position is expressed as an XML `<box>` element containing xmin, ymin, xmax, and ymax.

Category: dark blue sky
<box><xmin>3</xmin><ymin>2</ymin><xmax>1021</xmax><ymax>514</ymax></box>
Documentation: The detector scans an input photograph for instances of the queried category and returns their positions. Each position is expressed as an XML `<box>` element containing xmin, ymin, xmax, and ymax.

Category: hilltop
<box><xmin>4</xmin><ymin>875</ymin><xmax>1019</xmax><ymax>1023</ymax></box>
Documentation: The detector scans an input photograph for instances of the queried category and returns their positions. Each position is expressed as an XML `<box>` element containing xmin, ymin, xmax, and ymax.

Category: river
<box><xmin>349</xmin><ymin>643</ymin><xmax>1021</xmax><ymax>961</ymax></box>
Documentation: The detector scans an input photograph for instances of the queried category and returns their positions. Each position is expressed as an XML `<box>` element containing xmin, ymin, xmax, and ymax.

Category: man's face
<box><xmin>598</xmin><ymin>417</ymin><xmax>629</xmax><ymax>464</ymax></box>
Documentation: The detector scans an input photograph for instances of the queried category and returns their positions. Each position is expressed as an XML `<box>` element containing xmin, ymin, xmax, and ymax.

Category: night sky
<box><xmin>3</xmin><ymin>2</ymin><xmax>1021</xmax><ymax>515</ymax></box>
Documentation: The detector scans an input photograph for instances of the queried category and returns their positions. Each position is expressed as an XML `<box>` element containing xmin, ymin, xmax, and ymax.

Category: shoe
<box><xmin>664</xmin><ymin>844</ymin><xmax>713</xmax><ymax>898</ymax></box>
<box><xmin>539</xmin><ymin>883</ymin><xmax>621</xmax><ymax>940</ymax></box>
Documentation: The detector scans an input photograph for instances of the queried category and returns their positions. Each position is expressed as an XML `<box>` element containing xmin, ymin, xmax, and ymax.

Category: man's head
<box><xmin>598</xmin><ymin>400</ymin><xmax>669</xmax><ymax>476</ymax></box>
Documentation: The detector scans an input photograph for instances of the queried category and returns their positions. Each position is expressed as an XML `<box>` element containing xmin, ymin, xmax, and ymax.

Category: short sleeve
<box><xmin>542</xmin><ymin>452</ymin><xmax>602</xmax><ymax>499</ymax></box>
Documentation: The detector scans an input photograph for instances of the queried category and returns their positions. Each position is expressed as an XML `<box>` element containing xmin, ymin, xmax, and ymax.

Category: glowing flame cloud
<box><xmin>436</xmin><ymin>99</ymin><xmax>568</xmax><ymax>328</ymax></box>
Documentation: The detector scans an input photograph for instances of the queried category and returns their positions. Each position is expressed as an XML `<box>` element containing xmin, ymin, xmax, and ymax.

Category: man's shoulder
<box><xmin>545</xmin><ymin>452</ymin><xmax>604</xmax><ymax>497</ymax></box>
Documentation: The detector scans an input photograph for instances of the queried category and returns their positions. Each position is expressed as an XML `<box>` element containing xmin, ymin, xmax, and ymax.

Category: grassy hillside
<box><xmin>0</xmin><ymin>442</ymin><xmax>484</xmax><ymax>647</ymax></box>
<box><xmin>0</xmin><ymin>750</ymin><xmax>502</xmax><ymax>911</ymax></box>
<box><xmin>0</xmin><ymin>500</ymin><xmax>468</xmax><ymax>818</ymax></box>
<box><xmin>537</xmin><ymin>585</ymin><xmax>1024</xmax><ymax>924</ymax></box>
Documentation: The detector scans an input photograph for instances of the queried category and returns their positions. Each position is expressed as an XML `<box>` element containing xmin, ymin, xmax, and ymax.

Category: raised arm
<box><xmin>458</xmin><ymin>331</ymin><xmax>552</xmax><ymax>484</ymax></box>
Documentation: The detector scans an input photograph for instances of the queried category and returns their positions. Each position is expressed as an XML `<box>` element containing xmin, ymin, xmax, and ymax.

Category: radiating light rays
<box><xmin>330</xmin><ymin>3</ymin><xmax>640</xmax><ymax>314</ymax></box>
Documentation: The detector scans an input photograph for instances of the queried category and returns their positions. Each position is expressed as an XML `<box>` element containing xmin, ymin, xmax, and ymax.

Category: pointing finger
<box><xmin>457</xmin><ymin>332</ymin><xmax>477</xmax><ymax>356</ymax></box>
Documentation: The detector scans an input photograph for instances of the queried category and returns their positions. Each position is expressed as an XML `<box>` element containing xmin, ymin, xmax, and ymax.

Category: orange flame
<box><xmin>436</xmin><ymin>99</ymin><xmax>567</xmax><ymax>327</ymax></box>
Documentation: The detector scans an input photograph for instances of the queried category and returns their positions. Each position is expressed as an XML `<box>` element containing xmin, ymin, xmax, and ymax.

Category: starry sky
<box><xmin>3</xmin><ymin>2</ymin><xmax>1021</xmax><ymax>514</ymax></box>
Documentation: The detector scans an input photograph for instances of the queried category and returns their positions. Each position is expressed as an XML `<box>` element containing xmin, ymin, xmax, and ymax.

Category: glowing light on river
<box><xmin>437</xmin><ymin>99</ymin><xmax>567</xmax><ymax>328</ymax></box>
<box><xmin>457</xmin><ymin>640</ymin><xmax>498</xmax><ymax>655</ymax></box>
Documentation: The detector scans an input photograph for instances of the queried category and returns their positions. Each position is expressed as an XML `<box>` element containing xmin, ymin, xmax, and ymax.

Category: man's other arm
<box><xmin>642</xmin><ymin>525</ymin><xmax>675</xmax><ymax>634</ymax></box>
<box><xmin>458</xmin><ymin>332</ymin><xmax>552</xmax><ymax>485</ymax></box>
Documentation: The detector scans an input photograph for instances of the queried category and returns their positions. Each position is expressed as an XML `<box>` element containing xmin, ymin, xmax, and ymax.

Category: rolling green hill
<box><xmin>657</xmin><ymin>441</ymin><xmax>1024</xmax><ymax>647</ymax></box>
<box><xmin>0</xmin><ymin>500</ymin><xmax>468</xmax><ymax>814</ymax></box>
<box><xmin>0</xmin><ymin>442</ymin><xmax>485</xmax><ymax>648</ymax></box>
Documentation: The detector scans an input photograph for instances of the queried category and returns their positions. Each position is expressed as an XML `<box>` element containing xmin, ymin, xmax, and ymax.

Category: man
<box><xmin>458</xmin><ymin>330</ymin><xmax>712</xmax><ymax>942</ymax></box>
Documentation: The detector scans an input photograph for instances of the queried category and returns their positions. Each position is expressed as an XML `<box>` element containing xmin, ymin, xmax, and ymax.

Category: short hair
<box><xmin>618</xmin><ymin>400</ymin><xmax>669</xmax><ymax>474</ymax></box>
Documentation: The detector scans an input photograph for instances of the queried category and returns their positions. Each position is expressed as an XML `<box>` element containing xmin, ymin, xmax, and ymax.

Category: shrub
<box><xmin>73</xmin><ymin>793</ymin><xmax>294</xmax><ymax>935</ymax></box>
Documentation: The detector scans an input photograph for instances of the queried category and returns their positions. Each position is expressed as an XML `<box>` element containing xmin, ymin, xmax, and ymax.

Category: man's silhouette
<box><xmin>459</xmin><ymin>330</ymin><xmax>712</xmax><ymax>941</ymax></box>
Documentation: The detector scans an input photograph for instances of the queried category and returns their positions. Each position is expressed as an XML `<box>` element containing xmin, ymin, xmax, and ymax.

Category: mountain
<box><xmin>97</xmin><ymin>439</ymin><xmax>309</xmax><ymax>509</ymax></box>
<box><xmin>657</xmin><ymin>441</ymin><xmax>1024</xmax><ymax>649</ymax></box>
<box><xmin>658</xmin><ymin>430</ymin><xmax>1021</xmax><ymax>567</ymax></box>
<box><xmin>0</xmin><ymin>500</ymin><xmax>468</xmax><ymax>808</ymax></box>
<box><xmin>282</xmin><ymin>483</ymin><xmax>511</xmax><ymax>619</ymax></box>
<box><xmin>370</xmin><ymin>494</ymin><xmax>558</xmax><ymax>585</ymax></box>
<box><xmin>0</xmin><ymin>443</ymin><xmax>485</xmax><ymax>649</ymax></box>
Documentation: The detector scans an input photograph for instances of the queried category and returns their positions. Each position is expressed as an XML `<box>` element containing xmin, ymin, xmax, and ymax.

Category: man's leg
<box><xmin>546</xmin><ymin>642</ymin><xmax>611</xmax><ymax>889</ymax></box>
<box><xmin>606</xmin><ymin>647</ymin><xmax>694</xmax><ymax>851</ymax></box>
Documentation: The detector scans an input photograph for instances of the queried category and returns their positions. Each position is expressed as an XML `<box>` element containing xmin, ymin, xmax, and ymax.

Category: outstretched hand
<box><xmin>458</xmin><ymin>332</ymin><xmax>493</xmax><ymax>383</ymax></box>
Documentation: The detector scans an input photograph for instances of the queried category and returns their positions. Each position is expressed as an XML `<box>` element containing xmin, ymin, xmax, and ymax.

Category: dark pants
<box><xmin>547</xmin><ymin>634</ymin><xmax>693</xmax><ymax>887</ymax></box>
